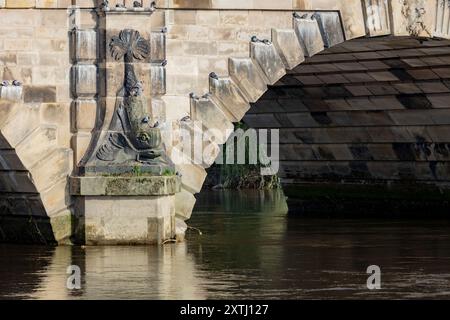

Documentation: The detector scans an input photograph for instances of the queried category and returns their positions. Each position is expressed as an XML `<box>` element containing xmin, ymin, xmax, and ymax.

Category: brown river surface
<box><xmin>1</xmin><ymin>190</ymin><xmax>450</xmax><ymax>299</ymax></box>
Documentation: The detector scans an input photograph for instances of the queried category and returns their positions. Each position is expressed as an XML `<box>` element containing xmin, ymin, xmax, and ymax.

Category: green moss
<box><xmin>162</xmin><ymin>168</ymin><xmax>176</xmax><ymax>176</ymax></box>
<box><xmin>132</xmin><ymin>165</ymin><xmax>142</xmax><ymax>176</ymax></box>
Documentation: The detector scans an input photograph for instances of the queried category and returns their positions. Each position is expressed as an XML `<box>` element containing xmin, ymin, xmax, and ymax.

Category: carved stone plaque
<box><xmin>82</xmin><ymin>29</ymin><xmax>172</xmax><ymax>176</ymax></box>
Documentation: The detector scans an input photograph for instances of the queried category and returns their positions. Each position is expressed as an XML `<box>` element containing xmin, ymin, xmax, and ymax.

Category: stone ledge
<box><xmin>70</xmin><ymin>175</ymin><xmax>181</xmax><ymax>196</ymax></box>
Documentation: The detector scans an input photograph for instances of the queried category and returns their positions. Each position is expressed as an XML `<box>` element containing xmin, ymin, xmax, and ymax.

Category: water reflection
<box><xmin>1</xmin><ymin>190</ymin><xmax>450</xmax><ymax>299</ymax></box>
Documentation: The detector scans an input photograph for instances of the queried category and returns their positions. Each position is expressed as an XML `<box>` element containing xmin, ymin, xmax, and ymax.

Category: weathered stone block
<box><xmin>151</xmin><ymin>31</ymin><xmax>166</xmax><ymax>63</ymax></box>
<box><xmin>71</xmin><ymin>29</ymin><xmax>97</xmax><ymax>62</ymax></box>
<box><xmin>15</xmin><ymin>125</ymin><xmax>58</xmax><ymax>169</ymax></box>
<box><xmin>311</xmin><ymin>11</ymin><xmax>345</xmax><ymax>48</ymax></box>
<box><xmin>70</xmin><ymin>176</ymin><xmax>181</xmax><ymax>196</ymax></box>
<box><xmin>175</xmin><ymin>188</ymin><xmax>196</xmax><ymax>220</ymax></box>
<box><xmin>190</xmin><ymin>96</ymin><xmax>234</xmax><ymax>144</ymax></box>
<box><xmin>72</xmin><ymin>132</ymin><xmax>92</xmax><ymax>165</ymax></box>
<box><xmin>1</xmin><ymin>104</ymin><xmax>40</xmax><ymax>148</ymax></box>
<box><xmin>71</xmin><ymin>64</ymin><xmax>97</xmax><ymax>98</ymax></box>
<box><xmin>36</xmin><ymin>0</ymin><xmax>57</xmax><ymax>8</ymax></box>
<box><xmin>75</xmin><ymin>195</ymin><xmax>176</xmax><ymax>245</ymax></box>
<box><xmin>30</xmin><ymin>148</ymin><xmax>72</xmax><ymax>192</ymax></box>
<box><xmin>175</xmin><ymin>159</ymin><xmax>207</xmax><ymax>194</ymax></box>
<box><xmin>150</xmin><ymin>65</ymin><xmax>166</xmax><ymax>95</ymax></box>
<box><xmin>178</xmin><ymin>120</ymin><xmax>221</xmax><ymax>168</ymax></box>
<box><xmin>72</xmin><ymin>99</ymin><xmax>97</xmax><ymax>131</ymax></box>
<box><xmin>294</xmin><ymin>13</ymin><xmax>325</xmax><ymax>57</ymax></box>
<box><xmin>5</xmin><ymin>0</ymin><xmax>34</xmax><ymax>8</ymax></box>
<box><xmin>228</xmin><ymin>58</ymin><xmax>268</xmax><ymax>102</ymax></box>
<box><xmin>49</xmin><ymin>209</ymin><xmax>74</xmax><ymax>245</ymax></box>
<box><xmin>0</xmin><ymin>86</ymin><xmax>22</xmax><ymax>102</ymax></box>
<box><xmin>271</xmin><ymin>29</ymin><xmax>305</xmax><ymax>70</ymax></box>
<box><xmin>40</xmin><ymin>177</ymin><xmax>70</xmax><ymax>216</ymax></box>
<box><xmin>23</xmin><ymin>86</ymin><xmax>56</xmax><ymax>103</ymax></box>
<box><xmin>209</xmin><ymin>76</ymin><xmax>250</xmax><ymax>122</ymax></box>
<box><xmin>251</xmin><ymin>41</ymin><xmax>286</xmax><ymax>85</ymax></box>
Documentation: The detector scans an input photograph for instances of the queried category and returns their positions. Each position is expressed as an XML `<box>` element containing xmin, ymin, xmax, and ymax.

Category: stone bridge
<box><xmin>1</xmin><ymin>0</ymin><xmax>450</xmax><ymax>244</ymax></box>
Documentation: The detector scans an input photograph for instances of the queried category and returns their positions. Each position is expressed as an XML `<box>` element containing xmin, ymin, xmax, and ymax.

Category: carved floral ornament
<box><xmin>110</xmin><ymin>29</ymin><xmax>150</xmax><ymax>63</ymax></box>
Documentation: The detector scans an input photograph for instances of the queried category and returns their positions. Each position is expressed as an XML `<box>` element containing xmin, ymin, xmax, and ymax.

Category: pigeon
<box><xmin>161</xmin><ymin>60</ymin><xmax>168</xmax><ymax>67</ymax></box>
<box><xmin>293</xmin><ymin>12</ymin><xmax>308</xmax><ymax>19</ymax></box>
<box><xmin>133</xmin><ymin>1</ymin><xmax>142</xmax><ymax>7</ymax></box>
<box><xmin>251</xmin><ymin>35</ymin><xmax>260</xmax><ymax>43</ymax></box>
<box><xmin>142</xmin><ymin>116</ymin><xmax>150</xmax><ymax>124</ymax></box>
<box><xmin>12</xmin><ymin>80</ymin><xmax>21</xmax><ymax>86</ymax></box>
<box><xmin>176</xmin><ymin>171</ymin><xmax>183</xmax><ymax>178</ymax></box>
<box><xmin>1</xmin><ymin>80</ymin><xmax>9</xmax><ymax>87</ymax></box>
<box><xmin>251</xmin><ymin>36</ymin><xmax>271</xmax><ymax>45</ymax></box>
<box><xmin>152</xmin><ymin>121</ymin><xmax>160</xmax><ymax>128</ymax></box>
<box><xmin>180</xmin><ymin>115</ymin><xmax>191</xmax><ymax>122</ymax></box>
<box><xmin>149</xmin><ymin>1</ymin><xmax>156</xmax><ymax>12</ymax></box>
<box><xmin>116</xmin><ymin>3</ymin><xmax>125</xmax><ymax>8</ymax></box>
<box><xmin>189</xmin><ymin>92</ymin><xmax>199</xmax><ymax>100</ymax></box>
<box><xmin>209</xmin><ymin>72</ymin><xmax>219</xmax><ymax>80</ymax></box>
<box><xmin>100</xmin><ymin>0</ymin><xmax>109</xmax><ymax>9</ymax></box>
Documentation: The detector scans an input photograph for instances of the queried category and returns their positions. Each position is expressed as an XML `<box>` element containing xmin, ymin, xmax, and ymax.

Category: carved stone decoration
<box><xmin>399</xmin><ymin>0</ymin><xmax>431</xmax><ymax>37</ymax></box>
<box><xmin>83</xmin><ymin>29</ymin><xmax>173</xmax><ymax>176</ymax></box>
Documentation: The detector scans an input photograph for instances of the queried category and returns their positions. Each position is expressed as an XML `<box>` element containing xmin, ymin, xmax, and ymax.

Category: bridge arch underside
<box><xmin>0</xmin><ymin>133</ymin><xmax>56</xmax><ymax>244</ymax></box>
<box><xmin>244</xmin><ymin>36</ymin><xmax>450</xmax><ymax>216</ymax></box>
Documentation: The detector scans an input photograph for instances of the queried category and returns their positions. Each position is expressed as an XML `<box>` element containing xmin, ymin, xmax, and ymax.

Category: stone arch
<box><xmin>173</xmin><ymin>5</ymin><xmax>450</xmax><ymax>221</ymax></box>
<box><xmin>0</xmin><ymin>91</ymin><xmax>73</xmax><ymax>244</ymax></box>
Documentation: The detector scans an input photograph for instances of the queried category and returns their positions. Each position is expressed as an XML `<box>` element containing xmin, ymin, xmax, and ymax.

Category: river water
<box><xmin>1</xmin><ymin>190</ymin><xmax>450</xmax><ymax>299</ymax></box>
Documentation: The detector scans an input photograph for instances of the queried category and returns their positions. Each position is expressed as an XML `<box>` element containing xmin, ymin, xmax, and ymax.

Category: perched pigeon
<box><xmin>133</xmin><ymin>1</ymin><xmax>142</xmax><ymax>7</ymax></box>
<box><xmin>142</xmin><ymin>116</ymin><xmax>150</xmax><ymax>124</ymax></box>
<box><xmin>1</xmin><ymin>80</ymin><xmax>9</xmax><ymax>87</ymax></box>
<box><xmin>12</xmin><ymin>80</ymin><xmax>21</xmax><ymax>86</ymax></box>
<box><xmin>149</xmin><ymin>1</ymin><xmax>156</xmax><ymax>11</ymax></box>
<box><xmin>209</xmin><ymin>72</ymin><xmax>219</xmax><ymax>80</ymax></box>
<box><xmin>180</xmin><ymin>115</ymin><xmax>191</xmax><ymax>122</ymax></box>
<box><xmin>251</xmin><ymin>36</ymin><xmax>271</xmax><ymax>45</ymax></box>
<box><xmin>161</xmin><ymin>60</ymin><xmax>168</xmax><ymax>67</ymax></box>
<box><xmin>189</xmin><ymin>92</ymin><xmax>199</xmax><ymax>100</ymax></box>
<box><xmin>153</xmin><ymin>121</ymin><xmax>160</xmax><ymax>128</ymax></box>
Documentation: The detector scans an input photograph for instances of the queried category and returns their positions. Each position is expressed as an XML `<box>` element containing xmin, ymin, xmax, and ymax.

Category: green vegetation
<box><xmin>162</xmin><ymin>168</ymin><xmax>176</xmax><ymax>176</ymax></box>
<box><xmin>209</xmin><ymin>122</ymin><xmax>281</xmax><ymax>190</ymax></box>
<box><xmin>132</xmin><ymin>165</ymin><xmax>142</xmax><ymax>176</ymax></box>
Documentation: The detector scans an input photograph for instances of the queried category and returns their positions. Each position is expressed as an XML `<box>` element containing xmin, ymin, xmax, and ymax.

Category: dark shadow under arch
<box><xmin>244</xmin><ymin>36</ymin><xmax>450</xmax><ymax>216</ymax></box>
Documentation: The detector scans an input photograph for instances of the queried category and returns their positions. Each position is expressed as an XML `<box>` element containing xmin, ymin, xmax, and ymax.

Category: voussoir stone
<box><xmin>271</xmin><ymin>29</ymin><xmax>305</xmax><ymax>70</ymax></box>
<box><xmin>228</xmin><ymin>57</ymin><xmax>268</xmax><ymax>103</ymax></box>
<box><xmin>310</xmin><ymin>12</ymin><xmax>345</xmax><ymax>48</ymax></box>
<box><xmin>209</xmin><ymin>76</ymin><xmax>250</xmax><ymax>122</ymax></box>
<box><xmin>190</xmin><ymin>96</ymin><xmax>234</xmax><ymax>144</ymax></box>
<box><xmin>250</xmin><ymin>42</ymin><xmax>286</xmax><ymax>85</ymax></box>
<box><xmin>294</xmin><ymin>13</ymin><xmax>325</xmax><ymax>57</ymax></box>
